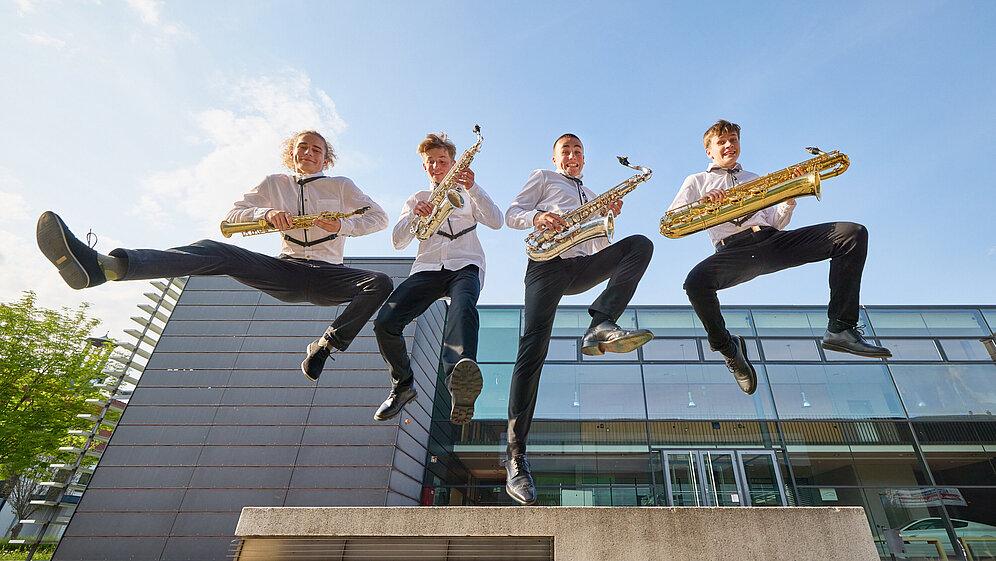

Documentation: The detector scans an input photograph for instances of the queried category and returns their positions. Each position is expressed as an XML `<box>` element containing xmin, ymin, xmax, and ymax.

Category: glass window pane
<box><xmin>879</xmin><ymin>339</ymin><xmax>942</xmax><ymax>361</ymax></box>
<box><xmin>547</xmin><ymin>338</ymin><xmax>577</xmax><ymax>361</ymax></box>
<box><xmin>635</xmin><ymin>309</ymin><xmax>704</xmax><ymax>336</ymax></box>
<box><xmin>642</xmin><ymin>339</ymin><xmax>699</xmax><ymax>361</ymax></box>
<box><xmin>535</xmin><ymin>364</ymin><xmax>645</xmax><ymax>420</ymax></box>
<box><xmin>982</xmin><ymin>309</ymin><xmax>996</xmax><ymax>333</ymax></box>
<box><xmin>702</xmin><ymin>339</ymin><xmax>760</xmax><ymax>362</ymax></box>
<box><xmin>753</xmin><ymin>310</ymin><xmax>827</xmax><ymax>337</ymax></box>
<box><xmin>890</xmin><ymin>364</ymin><xmax>996</xmax><ymax>418</ymax></box>
<box><xmin>550</xmin><ymin>309</ymin><xmax>637</xmax><ymax>337</ymax></box>
<box><xmin>642</xmin><ymin>364</ymin><xmax>776</xmax><ymax>420</ymax></box>
<box><xmin>868</xmin><ymin>310</ymin><xmax>989</xmax><ymax>337</ymax></box>
<box><xmin>722</xmin><ymin>309</ymin><xmax>754</xmax><ymax>336</ymax></box>
<box><xmin>760</xmin><ymin>339</ymin><xmax>822</xmax><ymax>361</ymax></box>
<box><xmin>478</xmin><ymin>309</ymin><xmax>519</xmax><ymax>362</ymax></box>
<box><xmin>939</xmin><ymin>339</ymin><xmax>996</xmax><ymax>361</ymax></box>
<box><xmin>766</xmin><ymin>364</ymin><xmax>906</xmax><ymax>419</ymax></box>
<box><xmin>474</xmin><ymin>364</ymin><xmax>512</xmax><ymax>420</ymax></box>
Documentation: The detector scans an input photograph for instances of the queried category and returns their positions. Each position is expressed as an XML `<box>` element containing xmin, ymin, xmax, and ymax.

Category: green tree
<box><xmin>0</xmin><ymin>292</ymin><xmax>109</xmax><ymax>490</ymax></box>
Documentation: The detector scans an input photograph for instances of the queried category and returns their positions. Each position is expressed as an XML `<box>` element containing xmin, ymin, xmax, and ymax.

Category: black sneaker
<box><xmin>580</xmin><ymin>320</ymin><xmax>654</xmax><ymax>356</ymax></box>
<box><xmin>448</xmin><ymin>358</ymin><xmax>483</xmax><ymax>425</ymax></box>
<box><xmin>301</xmin><ymin>335</ymin><xmax>335</xmax><ymax>381</ymax></box>
<box><xmin>36</xmin><ymin>211</ymin><xmax>106</xmax><ymax>290</ymax></box>
<box><xmin>504</xmin><ymin>454</ymin><xmax>537</xmax><ymax>506</ymax></box>
<box><xmin>822</xmin><ymin>326</ymin><xmax>892</xmax><ymax>358</ymax></box>
<box><xmin>723</xmin><ymin>336</ymin><xmax>757</xmax><ymax>395</ymax></box>
<box><xmin>373</xmin><ymin>386</ymin><xmax>418</xmax><ymax>421</ymax></box>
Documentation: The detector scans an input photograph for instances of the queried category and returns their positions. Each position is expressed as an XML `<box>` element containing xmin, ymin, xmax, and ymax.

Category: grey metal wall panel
<box><xmin>55</xmin><ymin>259</ymin><xmax>442</xmax><ymax>561</ymax></box>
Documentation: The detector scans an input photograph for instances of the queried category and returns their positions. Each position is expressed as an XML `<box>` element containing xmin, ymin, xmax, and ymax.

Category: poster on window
<box><xmin>883</xmin><ymin>487</ymin><xmax>967</xmax><ymax>507</ymax></box>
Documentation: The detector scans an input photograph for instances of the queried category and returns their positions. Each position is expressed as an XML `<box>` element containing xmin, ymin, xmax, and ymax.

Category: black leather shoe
<box><xmin>36</xmin><ymin>211</ymin><xmax>106</xmax><ymax>290</ymax></box>
<box><xmin>301</xmin><ymin>335</ymin><xmax>335</xmax><ymax>381</ymax></box>
<box><xmin>580</xmin><ymin>321</ymin><xmax>654</xmax><ymax>356</ymax></box>
<box><xmin>373</xmin><ymin>386</ymin><xmax>417</xmax><ymax>421</ymax></box>
<box><xmin>822</xmin><ymin>327</ymin><xmax>892</xmax><ymax>358</ymax></box>
<box><xmin>504</xmin><ymin>454</ymin><xmax>537</xmax><ymax>506</ymax></box>
<box><xmin>448</xmin><ymin>358</ymin><xmax>483</xmax><ymax>425</ymax></box>
<box><xmin>723</xmin><ymin>336</ymin><xmax>757</xmax><ymax>395</ymax></box>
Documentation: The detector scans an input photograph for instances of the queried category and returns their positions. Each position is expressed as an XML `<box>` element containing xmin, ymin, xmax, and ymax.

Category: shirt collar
<box><xmin>296</xmin><ymin>172</ymin><xmax>325</xmax><ymax>182</ymax></box>
<box><xmin>707</xmin><ymin>162</ymin><xmax>742</xmax><ymax>173</ymax></box>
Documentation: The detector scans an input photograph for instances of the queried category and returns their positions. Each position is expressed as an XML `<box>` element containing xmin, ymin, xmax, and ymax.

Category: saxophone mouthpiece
<box><xmin>473</xmin><ymin>124</ymin><xmax>481</xmax><ymax>134</ymax></box>
<box><xmin>805</xmin><ymin>146</ymin><xmax>824</xmax><ymax>155</ymax></box>
<box><xmin>617</xmin><ymin>156</ymin><xmax>630</xmax><ymax>166</ymax></box>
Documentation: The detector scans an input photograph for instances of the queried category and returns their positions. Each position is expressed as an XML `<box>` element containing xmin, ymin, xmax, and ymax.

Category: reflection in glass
<box><xmin>535</xmin><ymin>364</ymin><xmax>646</xmax><ymax>420</ymax></box>
<box><xmin>702</xmin><ymin>452</ymin><xmax>740</xmax><ymax>506</ymax></box>
<box><xmin>666</xmin><ymin>452</ymin><xmax>701</xmax><ymax>506</ymax></box>
<box><xmin>760</xmin><ymin>339</ymin><xmax>822</xmax><ymax>361</ymax></box>
<box><xmin>643</xmin><ymin>364</ymin><xmax>776</xmax><ymax>420</ymax></box>
<box><xmin>478</xmin><ymin>309</ymin><xmax>519</xmax><ymax>362</ymax></box>
<box><xmin>475</xmin><ymin>364</ymin><xmax>512</xmax><ymax>420</ymax></box>
<box><xmin>766</xmin><ymin>364</ymin><xmax>905</xmax><ymax>419</ymax></box>
<box><xmin>890</xmin><ymin>364</ymin><xmax>996</xmax><ymax>418</ymax></box>
<box><xmin>939</xmin><ymin>339</ymin><xmax>996</xmax><ymax>362</ymax></box>
<box><xmin>879</xmin><ymin>339</ymin><xmax>942</xmax><ymax>361</ymax></box>
<box><xmin>742</xmin><ymin>453</ymin><xmax>783</xmax><ymax>506</ymax></box>
<box><xmin>640</xmin><ymin>339</ymin><xmax>699</xmax><ymax>361</ymax></box>
<box><xmin>635</xmin><ymin>309</ymin><xmax>704</xmax><ymax>336</ymax></box>
<box><xmin>868</xmin><ymin>310</ymin><xmax>989</xmax><ymax>337</ymax></box>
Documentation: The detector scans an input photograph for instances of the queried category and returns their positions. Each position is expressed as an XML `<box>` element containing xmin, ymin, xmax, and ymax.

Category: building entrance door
<box><xmin>660</xmin><ymin>450</ymin><xmax>786</xmax><ymax>507</ymax></box>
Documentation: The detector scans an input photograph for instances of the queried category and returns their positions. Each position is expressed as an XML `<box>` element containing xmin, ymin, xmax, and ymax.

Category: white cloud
<box><xmin>20</xmin><ymin>31</ymin><xmax>67</xmax><ymax>50</ymax></box>
<box><xmin>15</xmin><ymin>0</ymin><xmax>37</xmax><ymax>16</ymax></box>
<box><xmin>133</xmin><ymin>70</ymin><xmax>349</xmax><ymax>237</ymax></box>
<box><xmin>125</xmin><ymin>0</ymin><xmax>188</xmax><ymax>43</ymax></box>
<box><xmin>0</xmin><ymin>169</ymin><xmax>149</xmax><ymax>343</ymax></box>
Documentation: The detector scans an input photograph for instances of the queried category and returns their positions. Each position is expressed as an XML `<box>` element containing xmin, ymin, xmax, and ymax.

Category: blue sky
<box><xmin>1</xmin><ymin>0</ymin><xmax>994</xmax><ymax>338</ymax></box>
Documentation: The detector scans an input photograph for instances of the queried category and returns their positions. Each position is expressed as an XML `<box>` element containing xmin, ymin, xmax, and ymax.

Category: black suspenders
<box><xmin>282</xmin><ymin>176</ymin><xmax>339</xmax><ymax>247</ymax></box>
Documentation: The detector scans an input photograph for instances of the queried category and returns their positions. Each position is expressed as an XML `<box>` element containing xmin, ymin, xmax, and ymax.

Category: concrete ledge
<box><xmin>235</xmin><ymin>506</ymin><xmax>879</xmax><ymax>561</ymax></box>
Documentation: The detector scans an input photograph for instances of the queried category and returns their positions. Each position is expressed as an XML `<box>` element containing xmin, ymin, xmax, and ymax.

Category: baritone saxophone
<box><xmin>659</xmin><ymin>147</ymin><xmax>849</xmax><ymax>239</ymax></box>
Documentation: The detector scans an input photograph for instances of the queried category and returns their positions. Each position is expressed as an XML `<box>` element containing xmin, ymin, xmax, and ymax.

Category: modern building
<box><xmin>51</xmin><ymin>258</ymin><xmax>996</xmax><ymax>560</ymax></box>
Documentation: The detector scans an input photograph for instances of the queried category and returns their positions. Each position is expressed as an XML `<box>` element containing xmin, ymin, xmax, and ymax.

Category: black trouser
<box><xmin>506</xmin><ymin>235</ymin><xmax>653</xmax><ymax>456</ymax></box>
<box><xmin>684</xmin><ymin>222</ymin><xmax>868</xmax><ymax>354</ymax></box>
<box><xmin>373</xmin><ymin>265</ymin><xmax>481</xmax><ymax>390</ymax></box>
<box><xmin>111</xmin><ymin>239</ymin><xmax>393</xmax><ymax>350</ymax></box>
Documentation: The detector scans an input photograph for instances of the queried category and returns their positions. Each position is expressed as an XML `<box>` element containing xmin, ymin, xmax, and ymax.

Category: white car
<box><xmin>899</xmin><ymin>518</ymin><xmax>996</xmax><ymax>556</ymax></box>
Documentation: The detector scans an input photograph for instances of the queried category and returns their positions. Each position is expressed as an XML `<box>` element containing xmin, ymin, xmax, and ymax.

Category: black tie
<box><xmin>562</xmin><ymin>174</ymin><xmax>587</xmax><ymax>204</ymax></box>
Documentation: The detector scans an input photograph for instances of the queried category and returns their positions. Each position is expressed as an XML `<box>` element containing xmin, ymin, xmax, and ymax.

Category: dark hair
<box><xmin>553</xmin><ymin>133</ymin><xmax>583</xmax><ymax>151</ymax></box>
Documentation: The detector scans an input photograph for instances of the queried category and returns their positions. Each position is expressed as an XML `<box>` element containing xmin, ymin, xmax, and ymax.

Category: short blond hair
<box><xmin>703</xmin><ymin>120</ymin><xmax>741</xmax><ymax>148</ymax></box>
<box><xmin>417</xmin><ymin>132</ymin><xmax>456</xmax><ymax>160</ymax></box>
<box><xmin>281</xmin><ymin>130</ymin><xmax>336</xmax><ymax>172</ymax></box>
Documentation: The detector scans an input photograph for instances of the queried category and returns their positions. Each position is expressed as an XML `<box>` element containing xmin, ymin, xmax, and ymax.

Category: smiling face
<box><xmin>293</xmin><ymin>133</ymin><xmax>329</xmax><ymax>175</ymax></box>
<box><xmin>705</xmin><ymin>132</ymin><xmax>740</xmax><ymax>169</ymax></box>
<box><xmin>553</xmin><ymin>135</ymin><xmax>585</xmax><ymax>177</ymax></box>
<box><xmin>422</xmin><ymin>147</ymin><xmax>454</xmax><ymax>184</ymax></box>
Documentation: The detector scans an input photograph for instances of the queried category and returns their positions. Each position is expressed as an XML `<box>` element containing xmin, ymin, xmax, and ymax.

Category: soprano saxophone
<box><xmin>525</xmin><ymin>157</ymin><xmax>652</xmax><ymax>262</ymax></box>
<box><xmin>660</xmin><ymin>147</ymin><xmax>849</xmax><ymax>239</ymax></box>
<box><xmin>219</xmin><ymin>206</ymin><xmax>371</xmax><ymax>238</ymax></box>
<box><xmin>411</xmin><ymin>125</ymin><xmax>484</xmax><ymax>241</ymax></box>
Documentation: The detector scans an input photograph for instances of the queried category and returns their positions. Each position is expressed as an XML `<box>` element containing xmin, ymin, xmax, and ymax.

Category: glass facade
<box><xmin>424</xmin><ymin>306</ymin><xmax>996</xmax><ymax>560</ymax></box>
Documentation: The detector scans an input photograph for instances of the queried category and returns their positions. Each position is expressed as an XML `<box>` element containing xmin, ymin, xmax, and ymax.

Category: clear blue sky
<box><xmin>2</xmin><ymin>1</ymin><xmax>994</xmax><ymax>337</ymax></box>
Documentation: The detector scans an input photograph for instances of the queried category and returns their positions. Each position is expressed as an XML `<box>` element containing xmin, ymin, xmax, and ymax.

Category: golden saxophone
<box><xmin>411</xmin><ymin>125</ymin><xmax>485</xmax><ymax>241</ymax></box>
<box><xmin>525</xmin><ymin>156</ymin><xmax>652</xmax><ymax>262</ymax></box>
<box><xmin>660</xmin><ymin>147</ymin><xmax>849</xmax><ymax>239</ymax></box>
<box><xmin>219</xmin><ymin>206</ymin><xmax>371</xmax><ymax>238</ymax></box>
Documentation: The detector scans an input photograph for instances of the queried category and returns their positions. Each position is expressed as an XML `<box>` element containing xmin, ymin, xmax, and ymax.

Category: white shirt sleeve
<box><xmin>506</xmin><ymin>170</ymin><xmax>546</xmax><ymax>230</ymax></box>
<box><xmin>226</xmin><ymin>175</ymin><xmax>279</xmax><ymax>223</ymax></box>
<box><xmin>467</xmin><ymin>183</ymin><xmax>503</xmax><ymax>230</ymax></box>
<box><xmin>392</xmin><ymin>193</ymin><xmax>420</xmax><ymax>250</ymax></box>
<box><xmin>770</xmin><ymin>201</ymin><xmax>795</xmax><ymax>230</ymax></box>
<box><xmin>668</xmin><ymin>175</ymin><xmax>700</xmax><ymax>213</ymax></box>
<box><xmin>336</xmin><ymin>178</ymin><xmax>389</xmax><ymax>237</ymax></box>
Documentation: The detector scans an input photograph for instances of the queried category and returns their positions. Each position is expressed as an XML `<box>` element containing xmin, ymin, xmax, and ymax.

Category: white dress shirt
<box><xmin>392</xmin><ymin>182</ymin><xmax>503</xmax><ymax>285</ymax></box>
<box><xmin>668</xmin><ymin>162</ymin><xmax>795</xmax><ymax>245</ymax></box>
<box><xmin>226</xmin><ymin>172</ymin><xmax>388</xmax><ymax>264</ymax></box>
<box><xmin>505</xmin><ymin>169</ymin><xmax>610</xmax><ymax>260</ymax></box>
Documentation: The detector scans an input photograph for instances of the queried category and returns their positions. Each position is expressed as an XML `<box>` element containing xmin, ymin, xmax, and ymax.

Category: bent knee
<box><xmin>628</xmin><ymin>234</ymin><xmax>654</xmax><ymax>255</ymax></box>
<box><xmin>367</xmin><ymin>272</ymin><xmax>394</xmax><ymax>296</ymax></box>
<box><xmin>835</xmin><ymin>222</ymin><xmax>867</xmax><ymax>242</ymax></box>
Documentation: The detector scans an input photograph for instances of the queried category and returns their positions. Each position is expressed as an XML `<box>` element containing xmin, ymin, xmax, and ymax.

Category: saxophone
<box><xmin>525</xmin><ymin>157</ymin><xmax>652</xmax><ymax>262</ymax></box>
<box><xmin>219</xmin><ymin>206</ymin><xmax>371</xmax><ymax>238</ymax></box>
<box><xmin>659</xmin><ymin>147</ymin><xmax>850</xmax><ymax>239</ymax></box>
<box><xmin>411</xmin><ymin>125</ymin><xmax>484</xmax><ymax>241</ymax></box>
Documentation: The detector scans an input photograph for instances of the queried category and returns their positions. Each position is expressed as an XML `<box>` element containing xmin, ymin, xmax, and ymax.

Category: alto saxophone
<box><xmin>219</xmin><ymin>206</ymin><xmax>371</xmax><ymax>238</ymax></box>
<box><xmin>660</xmin><ymin>147</ymin><xmax>849</xmax><ymax>239</ymax></box>
<box><xmin>525</xmin><ymin>157</ymin><xmax>652</xmax><ymax>262</ymax></box>
<box><xmin>411</xmin><ymin>125</ymin><xmax>485</xmax><ymax>241</ymax></box>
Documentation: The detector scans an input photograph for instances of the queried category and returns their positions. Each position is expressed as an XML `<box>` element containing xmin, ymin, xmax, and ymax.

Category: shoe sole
<box><xmin>373</xmin><ymin>390</ymin><xmax>418</xmax><ymax>422</ymax></box>
<box><xmin>449</xmin><ymin>359</ymin><xmax>483</xmax><ymax>425</ymax></box>
<box><xmin>821</xmin><ymin>341</ymin><xmax>892</xmax><ymax>359</ymax></box>
<box><xmin>580</xmin><ymin>331</ymin><xmax>653</xmax><ymax>356</ymax></box>
<box><xmin>505</xmin><ymin>483</ymin><xmax>538</xmax><ymax>506</ymax></box>
<box><xmin>36</xmin><ymin>211</ymin><xmax>90</xmax><ymax>290</ymax></box>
